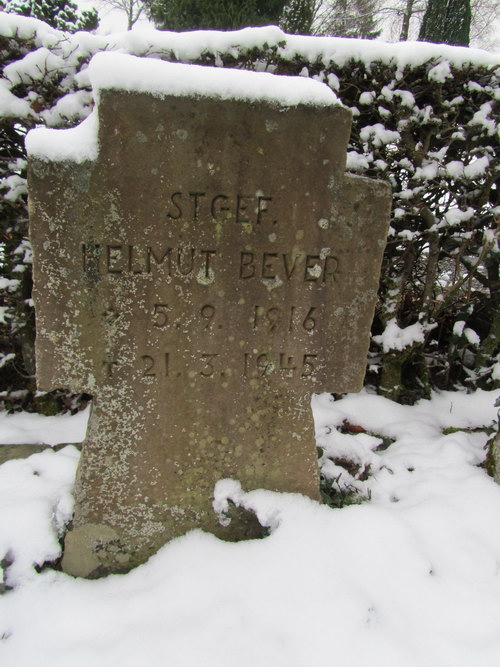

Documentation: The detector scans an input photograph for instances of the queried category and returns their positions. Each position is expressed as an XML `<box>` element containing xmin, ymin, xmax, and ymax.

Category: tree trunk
<box><xmin>399</xmin><ymin>0</ymin><xmax>415</xmax><ymax>41</ymax></box>
<box><xmin>419</xmin><ymin>0</ymin><xmax>471</xmax><ymax>46</ymax></box>
<box><xmin>379</xmin><ymin>347</ymin><xmax>414</xmax><ymax>401</ymax></box>
<box><xmin>444</xmin><ymin>0</ymin><xmax>471</xmax><ymax>46</ymax></box>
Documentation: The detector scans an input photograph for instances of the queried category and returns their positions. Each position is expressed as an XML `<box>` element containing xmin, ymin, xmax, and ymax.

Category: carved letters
<box><xmin>166</xmin><ymin>191</ymin><xmax>275</xmax><ymax>225</ymax></box>
<box><xmin>82</xmin><ymin>244</ymin><xmax>339</xmax><ymax>284</ymax></box>
<box><xmin>134</xmin><ymin>351</ymin><xmax>319</xmax><ymax>380</ymax></box>
<box><xmin>91</xmin><ymin>188</ymin><xmax>334</xmax><ymax>384</ymax></box>
<box><xmin>93</xmin><ymin>189</ymin><xmax>331</xmax><ymax>384</ymax></box>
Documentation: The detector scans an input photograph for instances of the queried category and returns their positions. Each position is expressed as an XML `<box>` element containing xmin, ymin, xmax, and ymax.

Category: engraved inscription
<box><xmin>87</xmin><ymin>187</ymin><xmax>336</xmax><ymax>390</ymax></box>
<box><xmin>243</xmin><ymin>352</ymin><xmax>318</xmax><ymax>378</ymax></box>
<box><xmin>82</xmin><ymin>242</ymin><xmax>339</xmax><ymax>286</ymax></box>
<box><xmin>136</xmin><ymin>351</ymin><xmax>319</xmax><ymax>380</ymax></box>
<box><xmin>82</xmin><ymin>243</ymin><xmax>217</xmax><ymax>278</ymax></box>
<box><xmin>152</xmin><ymin>304</ymin><xmax>169</xmax><ymax>328</ymax></box>
<box><xmin>102</xmin><ymin>305</ymin><xmax>120</xmax><ymax>323</ymax></box>
<box><xmin>166</xmin><ymin>191</ymin><xmax>275</xmax><ymax>225</ymax></box>
<box><xmin>200</xmin><ymin>304</ymin><xmax>216</xmax><ymax>330</ymax></box>
<box><xmin>200</xmin><ymin>353</ymin><xmax>219</xmax><ymax>377</ymax></box>
<box><xmin>239</xmin><ymin>252</ymin><xmax>338</xmax><ymax>283</ymax></box>
<box><xmin>253</xmin><ymin>305</ymin><xmax>317</xmax><ymax>333</ymax></box>
<box><xmin>102</xmin><ymin>359</ymin><xmax>118</xmax><ymax>378</ymax></box>
<box><xmin>139</xmin><ymin>352</ymin><xmax>223</xmax><ymax>379</ymax></box>
<box><xmin>149</xmin><ymin>303</ymin><xmax>220</xmax><ymax>330</ymax></box>
<box><xmin>145</xmin><ymin>301</ymin><xmax>320</xmax><ymax>336</ymax></box>
<box><xmin>141</xmin><ymin>353</ymin><xmax>170</xmax><ymax>377</ymax></box>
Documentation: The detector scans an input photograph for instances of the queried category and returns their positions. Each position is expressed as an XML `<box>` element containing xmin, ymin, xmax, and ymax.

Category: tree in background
<box><xmin>418</xmin><ymin>0</ymin><xmax>471</xmax><ymax>45</ymax></box>
<box><xmin>280</xmin><ymin>0</ymin><xmax>317</xmax><ymax>34</ymax></box>
<box><xmin>97</xmin><ymin>0</ymin><xmax>495</xmax><ymax>46</ymax></box>
<box><xmin>372</xmin><ymin>0</ymin><xmax>496</xmax><ymax>48</ymax></box>
<box><xmin>389</xmin><ymin>0</ymin><xmax>427</xmax><ymax>39</ymax></box>
<box><xmin>98</xmin><ymin>0</ymin><xmax>145</xmax><ymax>30</ymax></box>
<box><xmin>145</xmin><ymin>0</ymin><xmax>287</xmax><ymax>31</ymax></box>
<box><xmin>0</xmin><ymin>0</ymin><xmax>99</xmax><ymax>31</ymax></box>
<box><xmin>0</xmin><ymin>15</ymin><xmax>497</xmax><ymax>412</ymax></box>
<box><xmin>469</xmin><ymin>0</ymin><xmax>500</xmax><ymax>49</ymax></box>
<box><xmin>316</xmin><ymin>0</ymin><xmax>381</xmax><ymax>38</ymax></box>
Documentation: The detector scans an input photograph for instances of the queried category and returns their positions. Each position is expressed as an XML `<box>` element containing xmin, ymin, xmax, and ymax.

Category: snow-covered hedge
<box><xmin>1</xmin><ymin>14</ymin><xmax>499</xmax><ymax>406</ymax></box>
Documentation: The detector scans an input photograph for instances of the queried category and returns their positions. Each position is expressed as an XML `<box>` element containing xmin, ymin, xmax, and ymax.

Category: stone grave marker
<box><xmin>27</xmin><ymin>53</ymin><xmax>391</xmax><ymax>578</ymax></box>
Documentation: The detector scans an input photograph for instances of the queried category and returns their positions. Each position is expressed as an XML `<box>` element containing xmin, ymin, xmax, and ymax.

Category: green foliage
<box><xmin>320</xmin><ymin>478</ymin><xmax>371</xmax><ymax>508</ymax></box>
<box><xmin>484</xmin><ymin>396</ymin><xmax>500</xmax><ymax>479</ymax></box>
<box><xmin>0</xmin><ymin>18</ymin><xmax>498</xmax><ymax>411</ymax></box>
<box><xmin>1</xmin><ymin>0</ymin><xmax>99</xmax><ymax>32</ymax></box>
<box><xmin>419</xmin><ymin>0</ymin><xmax>471</xmax><ymax>46</ymax></box>
<box><xmin>318</xmin><ymin>433</ymin><xmax>374</xmax><ymax>508</ymax></box>
<box><xmin>280</xmin><ymin>0</ymin><xmax>315</xmax><ymax>35</ymax></box>
<box><xmin>145</xmin><ymin>0</ymin><xmax>286</xmax><ymax>31</ymax></box>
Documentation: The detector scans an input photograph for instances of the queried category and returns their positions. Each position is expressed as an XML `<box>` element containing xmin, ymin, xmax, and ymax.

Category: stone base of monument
<box><xmin>62</xmin><ymin>506</ymin><xmax>266</xmax><ymax>579</ymax></box>
<box><xmin>60</xmin><ymin>391</ymin><xmax>321</xmax><ymax>577</ymax></box>
<box><xmin>27</xmin><ymin>54</ymin><xmax>390</xmax><ymax>578</ymax></box>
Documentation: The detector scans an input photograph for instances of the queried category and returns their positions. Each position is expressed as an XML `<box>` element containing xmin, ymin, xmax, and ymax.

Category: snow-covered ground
<box><xmin>0</xmin><ymin>388</ymin><xmax>499</xmax><ymax>666</ymax></box>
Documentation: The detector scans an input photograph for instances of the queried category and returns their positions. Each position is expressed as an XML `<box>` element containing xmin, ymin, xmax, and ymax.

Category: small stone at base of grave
<box><xmin>0</xmin><ymin>443</ymin><xmax>82</xmax><ymax>466</ymax></box>
<box><xmin>27</xmin><ymin>54</ymin><xmax>391</xmax><ymax>578</ymax></box>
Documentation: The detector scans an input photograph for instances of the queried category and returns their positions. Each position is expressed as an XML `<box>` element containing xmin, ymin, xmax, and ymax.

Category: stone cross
<box><xmin>27</xmin><ymin>54</ymin><xmax>390</xmax><ymax>578</ymax></box>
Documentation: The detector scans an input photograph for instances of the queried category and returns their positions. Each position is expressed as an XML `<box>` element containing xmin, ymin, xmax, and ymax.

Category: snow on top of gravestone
<box><xmin>88</xmin><ymin>52</ymin><xmax>339</xmax><ymax>106</ymax></box>
<box><xmin>26</xmin><ymin>109</ymin><xmax>99</xmax><ymax>163</ymax></box>
<box><xmin>26</xmin><ymin>52</ymin><xmax>339</xmax><ymax>163</ymax></box>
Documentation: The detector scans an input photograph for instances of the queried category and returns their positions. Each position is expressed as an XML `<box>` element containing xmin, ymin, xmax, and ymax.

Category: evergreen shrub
<box><xmin>0</xmin><ymin>15</ymin><xmax>498</xmax><ymax>410</ymax></box>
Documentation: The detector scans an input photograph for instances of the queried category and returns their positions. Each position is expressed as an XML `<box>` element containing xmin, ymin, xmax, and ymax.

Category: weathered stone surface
<box><xmin>28</xmin><ymin>74</ymin><xmax>390</xmax><ymax>577</ymax></box>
